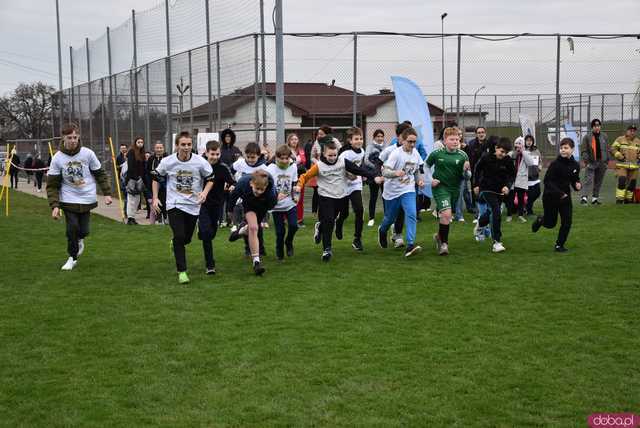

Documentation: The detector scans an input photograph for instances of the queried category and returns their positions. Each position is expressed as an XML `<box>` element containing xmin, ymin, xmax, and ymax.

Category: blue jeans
<box><xmin>476</xmin><ymin>198</ymin><xmax>493</xmax><ymax>239</ymax></box>
<box><xmin>380</xmin><ymin>192</ymin><xmax>417</xmax><ymax>245</ymax></box>
<box><xmin>272</xmin><ymin>207</ymin><xmax>298</xmax><ymax>257</ymax></box>
<box><xmin>455</xmin><ymin>178</ymin><xmax>472</xmax><ymax>220</ymax></box>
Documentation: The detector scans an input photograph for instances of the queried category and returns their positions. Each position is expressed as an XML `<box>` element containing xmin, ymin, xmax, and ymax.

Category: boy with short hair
<box><xmin>266</xmin><ymin>145</ymin><xmax>299</xmax><ymax>260</ymax></box>
<box><xmin>472</xmin><ymin>138</ymin><xmax>516</xmax><ymax>253</ymax></box>
<box><xmin>335</xmin><ymin>127</ymin><xmax>367</xmax><ymax>251</ymax></box>
<box><xmin>532</xmin><ymin>138</ymin><xmax>581</xmax><ymax>252</ymax></box>
<box><xmin>426</xmin><ymin>127</ymin><xmax>471</xmax><ymax>255</ymax></box>
<box><xmin>377</xmin><ymin>127</ymin><xmax>425</xmax><ymax>257</ymax></box>
<box><xmin>47</xmin><ymin>123</ymin><xmax>113</xmax><ymax>271</ymax></box>
<box><xmin>295</xmin><ymin>139</ymin><xmax>382</xmax><ymax>262</ymax></box>
<box><xmin>199</xmin><ymin>140</ymin><xmax>236</xmax><ymax>275</ymax></box>
<box><xmin>228</xmin><ymin>171</ymin><xmax>278</xmax><ymax>275</ymax></box>
<box><xmin>152</xmin><ymin>132</ymin><xmax>213</xmax><ymax>284</ymax></box>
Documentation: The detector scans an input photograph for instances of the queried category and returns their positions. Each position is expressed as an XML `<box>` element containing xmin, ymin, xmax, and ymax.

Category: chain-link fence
<box><xmin>54</xmin><ymin>4</ymin><xmax>640</xmax><ymax>165</ymax></box>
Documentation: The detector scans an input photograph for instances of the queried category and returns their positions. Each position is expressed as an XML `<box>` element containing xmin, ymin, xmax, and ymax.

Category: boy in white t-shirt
<box><xmin>377</xmin><ymin>127</ymin><xmax>425</xmax><ymax>258</ymax></box>
<box><xmin>266</xmin><ymin>145</ymin><xmax>299</xmax><ymax>260</ymax></box>
<box><xmin>152</xmin><ymin>132</ymin><xmax>213</xmax><ymax>284</ymax></box>
<box><xmin>47</xmin><ymin>123</ymin><xmax>113</xmax><ymax>271</ymax></box>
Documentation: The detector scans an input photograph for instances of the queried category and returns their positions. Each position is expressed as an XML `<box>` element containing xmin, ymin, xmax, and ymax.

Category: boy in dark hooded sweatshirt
<box><xmin>532</xmin><ymin>138</ymin><xmax>582</xmax><ymax>252</ymax></box>
<box><xmin>219</xmin><ymin>128</ymin><xmax>242</xmax><ymax>226</ymax></box>
<box><xmin>47</xmin><ymin>123</ymin><xmax>113</xmax><ymax>271</ymax></box>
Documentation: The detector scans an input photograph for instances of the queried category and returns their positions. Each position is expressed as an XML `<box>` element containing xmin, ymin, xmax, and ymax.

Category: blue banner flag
<box><xmin>564</xmin><ymin>120</ymin><xmax>580</xmax><ymax>161</ymax></box>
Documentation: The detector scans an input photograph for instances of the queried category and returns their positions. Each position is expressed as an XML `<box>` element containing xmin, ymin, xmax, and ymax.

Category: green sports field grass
<box><xmin>1</xmin><ymin>187</ymin><xmax>639</xmax><ymax>427</ymax></box>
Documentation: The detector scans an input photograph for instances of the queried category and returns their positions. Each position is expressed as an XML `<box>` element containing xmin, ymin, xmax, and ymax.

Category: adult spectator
<box><xmin>219</xmin><ymin>128</ymin><xmax>241</xmax><ymax>226</ymax></box>
<box><xmin>125</xmin><ymin>137</ymin><xmax>146</xmax><ymax>225</ymax></box>
<box><xmin>9</xmin><ymin>149</ymin><xmax>20</xmax><ymax>188</ymax></box>
<box><xmin>579</xmin><ymin>118</ymin><xmax>609</xmax><ymax>205</ymax></box>
<box><xmin>148</xmin><ymin>142</ymin><xmax>168</xmax><ymax>224</ymax></box>
<box><xmin>610</xmin><ymin>124</ymin><xmax>640</xmax><ymax>204</ymax></box>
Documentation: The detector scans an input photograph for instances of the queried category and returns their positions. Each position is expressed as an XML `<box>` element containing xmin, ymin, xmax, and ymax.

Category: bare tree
<box><xmin>0</xmin><ymin>82</ymin><xmax>56</xmax><ymax>140</ymax></box>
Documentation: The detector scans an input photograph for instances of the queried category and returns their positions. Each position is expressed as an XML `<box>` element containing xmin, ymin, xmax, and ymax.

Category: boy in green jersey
<box><xmin>426</xmin><ymin>127</ymin><xmax>471</xmax><ymax>255</ymax></box>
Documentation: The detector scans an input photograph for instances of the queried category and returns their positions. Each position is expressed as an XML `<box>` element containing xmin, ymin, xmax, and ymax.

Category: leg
<box><xmin>334</xmin><ymin>196</ymin><xmax>349</xmax><ymax>239</ymax></box>
<box><xmin>318</xmin><ymin>196</ymin><xmax>337</xmax><ymax>250</ymax></box>
<box><xmin>541</xmin><ymin>194</ymin><xmax>560</xmax><ymax>229</ymax></box>
<box><xmin>168</xmin><ymin>209</ymin><xmax>189</xmax><ymax>272</ymax></box>
<box><xmin>582</xmin><ymin>164</ymin><xmax>595</xmax><ymax>199</ymax></box>
<box><xmin>527</xmin><ymin>183</ymin><xmax>541</xmax><ymax>215</ymax></box>
<box><xmin>379</xmin><ymin>197</ymin><xmax>401</xmax><ymax>234</ymax></box>
<box><xmin>393</xmin><ymin>207</ymin><xmax>404</xmax><ymax>235</ymax></box>
<box><xmin>272</xmin><ymin>211</ymin><xmax>286</xmax><ymax>259</ymax></box>
<box><xmin>592</xmin><ymin>161</ymin><xmax>607</xmax><ymax>199</ymax></box>
<box><xmin>199</xmin><ymin>205</ymin><xmax>220</xmax><ymax>269</ymax></box>
<box><xmin>368</xmin><ymin>181</ymin><xmax>379</xmax><ymax>221</ymax></box>
<box><xmin>245</xmin><ymin>211</ymin><xmax>261</xmax><ymax>259</ymax></box>
<box><xmin>506</xmin><ymin>189</ymin><xmax>516</xmax><ymax>216</ymax></box>
<box><xmin>350</xmin><ymin>191</ymin><xmax>364</xmax><ymax>240</ymax></box>
<box><xmin>616</xmin><ymin>168</ymin><xmax>627</xmax><ymax>202</ymax></box>
<box><xmin>556</xmin><ymin>198</ymin><xmax>573</xmax><ymax>247</ymax></box>
<box><xmin>297</xmin><ymin>186</ymin><xmax>305</xmax><ymax>223</ymax></box>
<box><xmin>64</xmin><ymin>211</ymin><xmax>81</xmax><ymax>259</ymax></box>
<box><xmin>400</xmin><ymin>192</ymin><xmax>417</xmax><ymax>245</ymax></box>
<box><xmin>284</xmin><ymin>207</ymin><xmax>299</xmax><ymax>247</ymax></box>
<box><xmin>625</xmin><ymin>169</ymin><xmax>637</xmax><ymax>203</ymax></box>
<box><xmin>312</xmin><ymin>186</ymin><xmax>319</xmax><ymax>214</ymax></box>
<box><xmin>516</xmin><ymin>188</ymin><xmax>527</xmax><ymax>217</ymax></box>
<box><xmin>126</xmin><ymin>191</ymin><xmax>140</xmax><ymax>220</ymax></box>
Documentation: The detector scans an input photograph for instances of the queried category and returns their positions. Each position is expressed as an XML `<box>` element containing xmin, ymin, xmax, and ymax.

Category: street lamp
<box><xmin>473</xmin><ymin>85</ymin><xmax>485</xmax><ymax>126</ymax></box>
<box><xmin>441</xmin><ymin>12</ymin><xmax>448</xmax><ymax>127</ymax></box>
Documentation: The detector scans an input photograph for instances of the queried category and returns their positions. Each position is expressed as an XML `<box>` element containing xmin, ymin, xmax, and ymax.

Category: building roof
<box><xmin>180</xmin><ymin>82</ymin><xmax>445</xmax><ymax>120</ymax></box>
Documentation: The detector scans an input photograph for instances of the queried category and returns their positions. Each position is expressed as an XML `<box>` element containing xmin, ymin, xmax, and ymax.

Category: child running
<box><xmin>531</xmin><ymin>138</ymin><xmax>581</xmax><ymax>252</ymax></box>
<box><xmin>199</xmin><ymin>140</ymin><xmax>236</xmax><ymax>275</ymax></box>
<box><xmin>295</xmin><ymin>139</ymin><xmax>382</xmax><ymax>262</ymax></box>
<box><xmin>47</xmin><ymin>123</ymin><xmax>113</xmax><ymax>271</ymax></box>
<box><xmin>335</xmin><ymin>127</ymin><xmax>367</xmax><ymax>251</ymax></box>
<box><xmin>364</xmin><ymin>129</ymin><xmax>386</xmax><ymax>226</ymax></box>
<box><xmin>426</xmin><ymin>127</ymin><xmax>471</xmax><ymax>255</ymax></box>
<box><xmin>228</xmin><ymin>171</ymin><xmax>278</xmax><ymax>275</ymax></box>
<box><xmin>266</xmin><ymin>145</ymin><xmax>299</xmax><ymax>260</ymax></box>
<box><xmin>377</xmin><ymin>126</ymin><xmax>425</xmax><ymax>257</ymax></box>
<box><xmin>152</xmin><ymin>131</ymin><xmax>213</xmax><ymax>284</ymax></box>
<box><xmin>472</xmin><ymin>138</ymin><xmax>516</xmax><ymax>253</ymax></box>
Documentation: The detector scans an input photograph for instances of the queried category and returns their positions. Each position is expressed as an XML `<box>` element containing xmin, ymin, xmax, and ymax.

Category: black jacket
<box><xmin>543</xmin><ymin>155</ymin><xmax>581</xmax><ymax>199</ymax></box>
<box><xmin>473</xmin><ymin>152</ymin><xmax>516</xmax><ymax>194</ymax></box>
<box><xmin>126</xmin><ymin>150</ymin><xmax>146</xmax><ymax>181</ymax></box>
<box><xmin>220</xmin><ymin>129</ymin><xmax>242</xmax><ymax>167</ymax></box>
<box><xmin>229</xmin><ymin>174</ymin><xmax>277</xmax><ymax>212</ymax></box>
<box><xmin>203</xmin><ymin>157</ymin><xmax>235</xmax><ymax>207</ymax></box>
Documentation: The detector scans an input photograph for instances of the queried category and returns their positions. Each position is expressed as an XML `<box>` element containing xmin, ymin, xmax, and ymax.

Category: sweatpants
<box><xmin>272</xmin><ymin>207</ymin><xmax>298</xmax><ymax>258</ymax></box>
<box><xmin>383</xmin><ymin>200</ymin><xmax>404</xmax><ymax>235</ymax></box>
<box><xmin>368</xmin><ymin>181</ymin><xmax>381</xmax><ymax>220</ymax></box>
<box><xmin>199</xmin><ymin>204</ymin><xmax>222</xmax><ymax>269</ymax></box>
<box><xmin>336</xmin><ymin>190</ymin><xmax>364</xmax><ymax>240</ymax></box>
<box><xmin>540</xmin><ymin>194</ymin><xmax>572</xmax><ymax>247</ymax></box>
<box><xmin>126</xmin><ymin>192</ymin><xmax>141</xmax><ymax>219</ymax></box>
<box><xmin>168</xmin><ymin>208</ymin><xmax>198</xmax><ymax>272</ymax></box>
<box><xmin>318</xmin><ymin>195</ymin><xmax>341</xmax><ymax>250</ymax></box>
<box><xmin>380</xmin><ymin>192</ymin><xmax>418</xmax><ymax>246</ymax></box>
<box><xmin>65</xmin><ymin>210</ymin><xmax>90</xmax><ymax>259</ymax></box>
<box><xmin>526</xmin><ymin>183</ymin><xmax>541</xmax><ymax>215</ymax></box>
<box><xmin>582</xmin><ymin>160</ymin><xmax>607</xmax><ymax>199</ymax></box>
<box><xmin>478</xmin><ymin>192</ymin><xmax>504</xmax><ymax>243</ymax></box>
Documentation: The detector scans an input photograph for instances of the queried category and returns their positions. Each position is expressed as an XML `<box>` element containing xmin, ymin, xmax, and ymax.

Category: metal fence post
<box><xmin>164</xmin><ymin>0</ymin><xmax>172</xmax><ymax>148</ymax></box>
<box><xmin>69</xmin><ymin>46</ymin><xmax>75</xmax><ymax>122</ymax></box>
<box><xmin>537</xmin><ymin>94</ymin><xmax>541</xmax><ymax>131</ymax></box>
<box><xmin>101</xmin><ymin>78</ymin><xmax>106</xmax><ymax>160</ymax></box>
<box><xmin>205</xmin><ymin>0</ymin><xmax>213</xmax><ymax>132</ymax></box>
<box><xmin>579</xmin><ymin>93</ymin><xmax>582</xmax><ymax>131</ymax></box>
<box><xmin>188</xmin><ymin>50</ymin><xmax>194</xmax><ymax>133</ymax></box>
<box><xmin>601</xmin><ymin>94</ymin><xmax>605</xmax><ymax>123</ymax></box>
<box><xmin>494</xmin><ymin>95</ymin><xmax>497</xmax><ymax>127</ymax></box>
<box><xmin>587</xmin><ymin>95</ymin><xmax>591</xmax><ymax>124</ymax></box>
<box><xmin>555</xmin><ymin>34</ymin><xmax>561</xmax><ymax>152</ymax></box>
<box><xmin>216</xmin><ymin>42</ymin><xmax>222</xmax><ymax>131</ymax></box>
<box><xmin>129</xmin><ymin>69</ymin><xmax>135</xmax><ymax>142</ymax></box>
<box><xmin>132</xmin><ymin>9</ymin><xmax>139</xmax><ymax>137</ymax></box>
<box><xmin>621</xmin><ymin>93</ymin><xmax>624</xmax><ymax>127</ymax></box>
<box><xmin>260</xmin><ymin>0</ymin><xmax>267</xmax><ymax>145</ymax></box>
<box><xmin>254</xmin><ymin>35</ymin><xmax>260</xmax><ymax>143</ymax></box>
<box><xmin>145</xmin><ymin>64</ymin><xmax>150</xmax><ymax>144</ymax></box>
<box><xmin>455</xmin><ymin>34</ymin><xmax>461</xmax><ymax>125</ymax></box>
<box><xmin>275</xmin><ymin>0</ymin><xmax>284</xmax><ymax>144</ymax></box>
<box><xmin>85</xmin><ymin>38</ymin><xmax>93</xmax><ymax>151</ymax></box>
<box><xmin>353</xmin><ymin>33</ymin><xmax>358</xmax><ymax>127</ymax></box>
<box><xmin>107</xmin><ymin>26</ymin><xmax>115</xmax><ymax>145</ymax></box>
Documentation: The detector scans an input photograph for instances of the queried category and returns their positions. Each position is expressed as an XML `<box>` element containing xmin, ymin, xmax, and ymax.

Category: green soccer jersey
<box><xmin>426</xmin><ymin>148</ymin><xmax>468</xmax><ymax>189</ymax></box>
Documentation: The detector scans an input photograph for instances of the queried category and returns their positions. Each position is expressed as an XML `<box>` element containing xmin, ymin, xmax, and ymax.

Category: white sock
<box><xmin>252</xmin><ymin>255</ymin><xmax>260</xmax><ymax>263</ymax></box>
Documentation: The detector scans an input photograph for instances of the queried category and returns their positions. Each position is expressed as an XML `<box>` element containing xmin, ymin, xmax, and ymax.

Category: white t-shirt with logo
<box><xmin>154</xmin><ymin>153</ymin><xmax>213</xmax><ymax>216</ymax></box>
<box><xmin>339</xmin><ymin>148</ymin><xmax>366</xmax><ymax>195</ymax></box>
<box><xmin>266</xmin><ymin>163</ymin><xmax>298</xmax><ymax>212</ymax></box>
<box><xmin>232</xmin><ymin>158</ymin><xmax>267</xmax><ymax>181</ymax></box>
<box><xmin>48</xmin><ymin>147</ymin><xmax>101</xmax><ymax>205</ymax></box>
<box><xmin>382</xmin><ymin>147</ymin><xmax>424</xmax><ymax>200</ymax></box>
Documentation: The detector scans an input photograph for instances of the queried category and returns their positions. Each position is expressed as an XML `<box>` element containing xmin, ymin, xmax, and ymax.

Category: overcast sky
<box><xmin>1</xmin><ymin>0</ymin><xmax>638</xmax><ymax>104</ymax></box>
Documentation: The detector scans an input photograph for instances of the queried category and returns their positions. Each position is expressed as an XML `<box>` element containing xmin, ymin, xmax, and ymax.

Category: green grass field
<box><xmin>1</xmin><ymin>186</ymin><xmax>639</xmax><ymax>427</ymax></box>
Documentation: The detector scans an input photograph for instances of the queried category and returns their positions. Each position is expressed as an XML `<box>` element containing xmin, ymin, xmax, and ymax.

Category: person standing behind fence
<box><xmin>125</xmin><ymin>137</ymin><xmax>146</xmax><ymax>225</ymax></box>
<box><xmin>219</xmin><ymin>128</ymin><xmax>242</xmax><ymax>227</ymax></box>
<box><xmin>147</xmin><ymin>142</ymin><xmax>168</xmax><ymax>224</ymax></box>
<box><xmin>580</xmin><ymin>119</ymin><xmax>609</xmax><ymax>205</ymax></box>
<box><xmin>9</xmin><ymin>149</ymin><xmax>20</xmax><ymax>188</ymax></box>
<box><xmin>34</xmin><ymin>154</ymin><xmax>46</xmax><ymax>192</ymax></box>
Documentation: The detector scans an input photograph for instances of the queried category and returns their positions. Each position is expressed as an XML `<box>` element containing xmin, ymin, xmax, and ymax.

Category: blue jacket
<box><xmin>229</xmin><ymin>174</ymin><xmax>277</xmax><ymax>211</ymax></box>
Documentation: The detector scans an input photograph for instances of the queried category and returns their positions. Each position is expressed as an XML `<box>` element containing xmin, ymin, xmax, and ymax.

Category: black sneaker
<box><xmin>127</xmin><ymin>217</ymin><xmax>137</xmax><ymax>225</ymax></box>
<box><xmin>335</xmin><ymin>224</ymin><xmax>343</xmax><ymax>240</ymax></box>
<box><xmin>313</xmin><ymin>222</ymin><xmax>321</xmax><ymax>244</ymax></box>
<box><xmin>206</xmin><ymin>267</ymin><xmax>216</xmax><ymax>275</ymax></box>
<box><xmin>378</xmin><ymin>226</ymin><xmax>388</xmax><ymax>249</ymax></box>
<box><xmin>404</xmin><ymin>244</ymin><xmax>422</xmax><ymax>258</ymax></box>
<box><xmin>253</xmin><ymin>261</ymin><xmax>266</xmax><ymax>275</ymax></box>
<box><xmin>531</xmin><ymin>216</ymin><xmax>543</xmax><ymax>233</ymax></box>
<box><xmin>352</xmin><ymin>238</ymin><xmax>363</xmax><ymax>251</ymax></box>
<box><xmin>276</xmin><ymin>246</ymin><xmax>284</xmax><ymax>261</ymax></box>
<box><xmin>286</xmin><ymin>241</ymin><xmax>294</xmax><ymax>257</ymax></box>
<box><xmin>554</xmin><ymin>245</ymin><xmax>568</xmax><ymax>253</ymax></box>
<box><xmin>591</xmin><ymin>198</ymin><xmax>602</xmax><ymax>205</ymax></box>
<box><xmin>322</xmin><ymin>248</ymin><xmax>332</xmax><ymax>262</ymax></box>
<box><xmin>229</xmin><ymin>223</ymin><xmax>246</xmax><ymax>242</ymax></box>
<box><xmin>580</xmin><ymin>197</ymin><xmax>588</xmax><ymax>205</ymax></box>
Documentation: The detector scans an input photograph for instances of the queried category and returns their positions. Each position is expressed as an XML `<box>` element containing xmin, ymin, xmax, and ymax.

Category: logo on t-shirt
<box><xmin>276</xmin><ymin>174</ymin><xmax>291</xmax><ymax>197</ymax></box>
<box><xmin>176</xmin><ymin>169</ymin><xmax>194</xmax><ymax>194</ymax></box>
<box><xmin>401</xmin><ymin>161</ymin><xmax>416</xmax><ymax>184</ymax></box>
<box><xmin>64</xmin><ymin>161</ymin><xmax>85</xmax><ymax>187</ymax></box>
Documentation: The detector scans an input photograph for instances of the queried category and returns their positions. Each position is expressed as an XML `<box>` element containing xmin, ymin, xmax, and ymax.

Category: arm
<box><xmin>472</xmin><ymin>156</ymin><xmax>485</xmax><ymax>189</ymax></box>
<box><xmin>344</xmin><ymin>159</ymin><xmax>377</xmax><ymax>181</ymax></box>
<box><xmin>542</xmin><ymin>163</ymin><xmax>563</xmax><ymax>196</ymax></box>
<box><xmin>571</xmin><ymin>161</ymin><xmax>582</xmax><ymax>191</ymax></box>
<box><xmin>296</xmin><ymin>163</ymin><xmax>319</xmax><ymax>190</ymax></box>
<box><xmin>611</xmin><ymin>138</ymin><xmax>624</xmax><ymax>161</ymax></box>
<box><xmin>580</xmin><ymin>135</ymin><xmax>590</xmax><ymax>162</ymax></box>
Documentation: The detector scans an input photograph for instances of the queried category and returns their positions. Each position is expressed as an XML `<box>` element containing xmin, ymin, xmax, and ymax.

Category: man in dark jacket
<box><xmin>219</xmin><ymin>128</ymin><xmax>242</xmax><ymax>226</ymax></box>
<box><xmin>579</xmin><ymin>118</ymin><xmax>608</xmax><ymax>205</ymax></box>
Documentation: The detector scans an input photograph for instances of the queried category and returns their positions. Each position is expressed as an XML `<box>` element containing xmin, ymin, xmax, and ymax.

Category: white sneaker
<box><xmin>432</xmin><ymin>210</ymin><xmax>438</xmax><ymax>218</ymax></box>
<box><xmin>506</xmin><ymin>216</ymin><xmax>513</xmax><ymax>223</ymax></box>
<box><xmin>367</xmin><ymin>219</ymin><xmax>375</xmax><ymax>227</ymax></box>
<box><xmin>419</xmin><ymin>208</ymin><xmax>426</xmax><ymax>213</ymax></box>
<box><xmin>518</xmin><ymin>216</ymin><xmax>527</xmax><ymax>223</ymax></box>
<box><xmin>393</xmin><ymin>238</ymin><xmax>405</xmax><ymax>248</ymax></box>
<box><xmin>492</xmin><ymin>242</ymin><xmax>506</xmax><ymax>253</ymax></box>
<box><xmin>473</xmin><ymin>222</ymin><xmax>485</xmax><ymax>242</ymax></box>
<box><xmin>458</xmin><ymin>217</ymin><xmax>465</xmax><ymax>223</ymax></box>
<box><xmin>472</xmin><ymin>218</ymin><xmax>478</xmax><ymax>224</ymax></box>
<box><xmin>77</xmin><ymin>239</ymin><xmax>85</xmax><ymax>257</ymax></box>
<box><xmin>238</xmin><ymin>224</ymin><xmax>249</xmax><ymax>236</ymax></box>
<box><xmin>61</xmin><ymin>257</ymin><xmax>77</xmax><ymax>271</ymax></box>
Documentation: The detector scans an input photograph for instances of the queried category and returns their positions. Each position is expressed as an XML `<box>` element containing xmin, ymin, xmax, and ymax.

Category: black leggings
<box><xmin>541</xmin><ymin>194</ymin><xmax>572</xmax><ymax>247</ymax></box>
<box><xmin>318</xmin><ymin>195</ymin><xmax>341</xmax><ymax>250</ymax></box>
<box><xmin>336</xmin><ymin>190</ymin><xmax>364</xmax><ymax>240</ymax></box>
<box><xmin>368</xmin><ymin>181</ymin><xmax>380</xmax><ymax>220</ymax></box>
<box><xmin>312</xmin><ymin>187</ymin><xmax>319</xmax><ymax>214</ymax></box>
<box><xmin>526</xmin><ymin>183</ymin><xmax>541</xmax><ymax>215</ymax></box>
<box><xmin>168</xmin><ymin>208</ymin><xmax>198</xmax><ymax>272</ymax></box>
<box><xmin>65</xmin><ymin>210</ymin><xmax>90</xmax><ymax>259</ymax></box>
<box><xmin>35</xmin><ymin>172</ymin><xmax>44</xmax><ymax>190</ymax></box>
<box><xmin>199</xmin><ymin>204</ymin><xmax>222</xmax><ymax>269</ymax></box>
<box><xmin>10</xmin><ymin>171</ymin><xmax>19</xmax><ymax>188</ymax></box>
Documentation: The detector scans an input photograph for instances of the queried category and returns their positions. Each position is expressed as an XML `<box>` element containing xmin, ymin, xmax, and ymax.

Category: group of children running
<box><xmin>46</xmin><ymin>121</ymin><xmax>581</xmax><ymax>283</ymax></box>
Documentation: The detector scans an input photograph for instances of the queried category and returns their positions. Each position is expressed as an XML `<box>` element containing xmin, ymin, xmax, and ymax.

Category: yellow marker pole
<box><xmin>0</xmin><ymin>144</ymin><xmax>9</xmax><ymax>202</ymax></box>
<box><xmin>108</xmin><ymin>137</ymin><xmax>126</xmax><ymax>222</ymax></box>
<box><xmin>47</xmin><ymin>141</ymin><xmax>54</xmax><ymax>158</ymax></box>
<box><xmin>2</xmin><ymin>145</ymin><xmax>15</xmax><ymax>216</ymax></box>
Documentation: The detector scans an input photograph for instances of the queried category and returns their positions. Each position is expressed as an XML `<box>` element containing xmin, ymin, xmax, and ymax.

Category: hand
<box><xmin>293</xmin><ymin>185</ymin><xmax>301</xmax><ymax>193</ymax></box>
<box><xmin>227</xmin><ymin>185</ymin><xmax>235</xmax><ymax>193</ymax></box>
<box><xmin>152</xmin><ymin>198</ymin><xmax>162</xmax><ymax>213</ymax></box>
<box><xmin>431</xmin><ymin>179</ymin><xmax>440</xmax><ymax>188</ymax></box>
<box><xmin>575</xmin><ymin>182</ymin><xmax>582</xmax><ymax>191</ymax></box>
<box><xmin>52</xmin><ymin>207</ymin><xmax>61</xmax><ymax>220</ymax></box>
<box><xmin>197</xmin><ymin>192</ymin><xmax>207</xmax><ymax>204</ymax></box>
<box><xmin>277</xmin><ymin>192</ymin><xmax>287</xmax><ymax>201</ymax></box>
<box><xmin>501</xmin><ymin>186</ymin><xmax>509</xmax><ymax>195</ymax></box>
<box><xmin>473</xmin><ymin>186</ymin><xmax>480</xmax><ymax>196</ymax></box>
<box><xmin>374</xmin><ymin>176</ymin><xmax>384</xmax><ymax>185</ymax></box>
<box><xmin>463</xmin><ymin>161</ymin><xmax>470</xmax><ymax>171</ymax></box>
<box><xmin>104</xmin><ymin>196</ymin><xmax>112</xmax><ymax>205</ymax></box>
<box><xmin>560</xmin><ymin>193</ymin><xmax>568</xmax><ymax>199</ymax></box>
<box><xmin>417</xmin><ymin>179</ymin><xmax>425</xmax><ymax>188</ymax></box>
<box><xmin>395</xmin><ymin>170</ymin><xmax>406</xmax><ymax>177</ymax></box>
